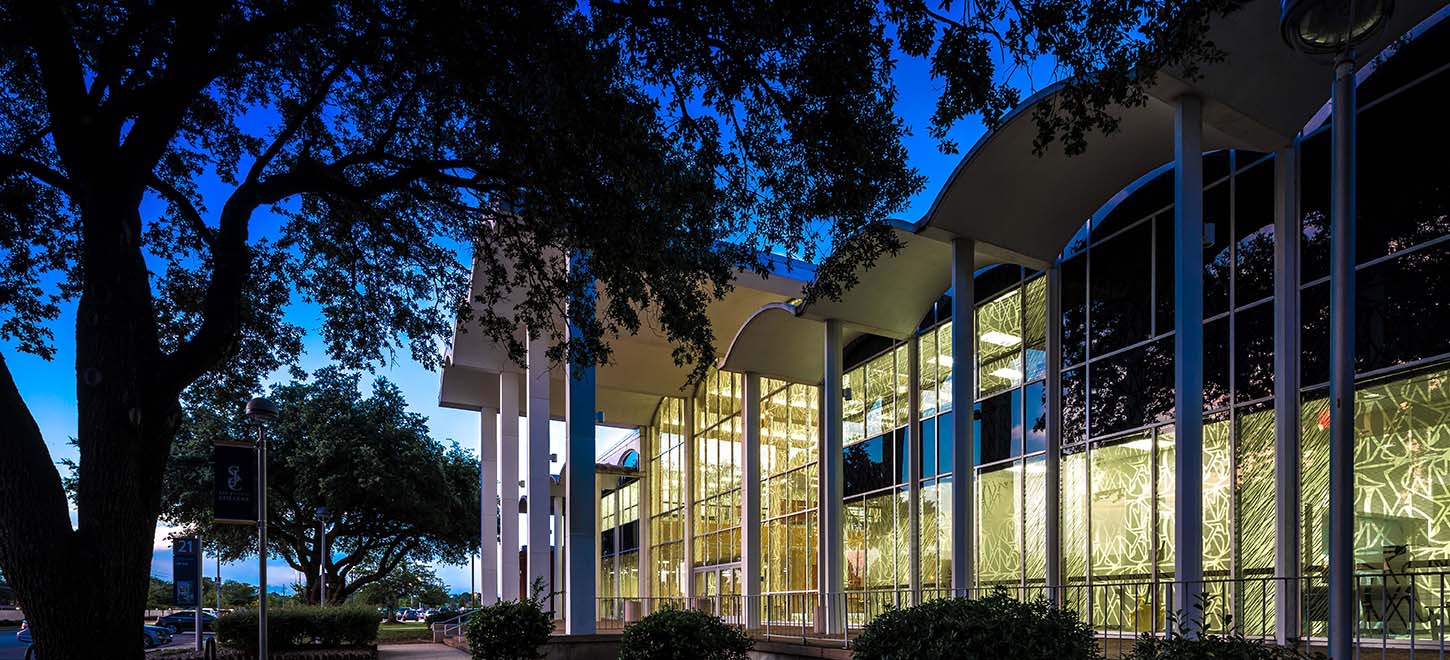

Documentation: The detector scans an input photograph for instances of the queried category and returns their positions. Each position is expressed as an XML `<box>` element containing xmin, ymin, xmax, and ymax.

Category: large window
<box><xmin>647</xmin><ymin>397</ymin><xmax>687</xmax><ymax>597</ymax></box>
<box><xmin>969</xmin><ymin>269</ymin><xmax>1050</xmax><ymax>593</ymax></box>
<box><xmin>919</xmin><ymin>322</ymin><xmax>954</xmax><ymax>589</ymax></box>
<box><xmin>843</xmin><ymin>344</ymin><xmax>912</xmax><ymax>618</ymax></box>
<box><xmin>693</xmin><ymin>368</ymin><xmax>743</xmax><ymax>595</ymax></box>
<box><xmin>1056</xmin><ymin>146</ymin><xmax>1281</xmax><ymax>633</ymax></box>
<box><xmin>761</xmin><ymin>378</ymin><xmax>820</xmax><ymax>624</ymax></box>
<box><xmin>1301</xmin><ymin>365</ymin><xmax>1450</xmax><ymax>590</ymax></box>
<box><xmin>601</xmin><ymin>480</ymin><xmax>640</xmax><ymax>600</ymax></box>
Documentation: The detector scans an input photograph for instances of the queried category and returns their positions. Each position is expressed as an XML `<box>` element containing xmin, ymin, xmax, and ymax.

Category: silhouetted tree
<box><xmin>0</xmin><ymin>2</ymin><xmax>1243</xmax><ymax>658</ymax></box>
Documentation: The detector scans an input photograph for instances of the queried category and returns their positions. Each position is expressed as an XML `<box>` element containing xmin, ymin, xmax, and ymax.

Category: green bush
<box><xmin>852</xmin><ymin>591</ymin><xmax>1102</xmax><ymax>660</ymax></box>
<box><xmin>467</xmin><ymin>579</ymin><xmax>553</xmax><ymax>660</ymax></box>
<box><xmin>618</xmin><ymin>607</ymin><xmax>751</xmax><ymax>660</ymax></box>
<box><xmin>1125</xmin><ymin>603</ymin><xmax>1325</xmax><ymax>660</ymax></box>
<box><xmin>215</xmin><ymin>605</ymin><xmax>380</xmax><ymax>652</ymax></box>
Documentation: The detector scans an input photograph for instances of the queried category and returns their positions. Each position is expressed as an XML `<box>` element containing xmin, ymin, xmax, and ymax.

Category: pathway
<box><xmin>378</xmin><ymin>643</ymin><xmax>470</xmax><ymax>659</ymax></box>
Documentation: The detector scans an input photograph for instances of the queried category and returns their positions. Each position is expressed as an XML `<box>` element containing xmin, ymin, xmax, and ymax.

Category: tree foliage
<box><xmin>163</xmin><ymin>368</ymin><xmax>478</xmax><ymax>605</ymax></box>
<box><xmin>466</xmin><ymin>579</ymin><xmax>553</xmax><ymax>660</ymax></box>
<box><xmin>0</xmin><ymin>1</ymin><xmax>1246</xmax><ymax>658</ymax></box>
<box><xmin>618</xmin><ymin>607</ymin><xmax>752</xmax><ymax>660</ymax></box>
<box><xmin>852</xmin><ymin>591</ymin><xmax>1101</xmax><ymax>660</ymax></box>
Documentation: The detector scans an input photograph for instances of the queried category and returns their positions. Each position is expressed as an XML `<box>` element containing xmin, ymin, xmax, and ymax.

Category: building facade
<box><xmin>443</xmin><ymin>0</ymin><xmax>1450</xmax><ymax>642</ymax></box>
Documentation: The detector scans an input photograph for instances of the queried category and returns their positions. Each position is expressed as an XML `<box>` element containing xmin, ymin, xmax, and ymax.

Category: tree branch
<box><xmin>12</xmin><ymin>3</ymin><xmax>95</xmax><ymax>173</ymax></box>
<box><xmin>0</xmin><ymin>154</ymin><xmax>76</xmax><ymax>196</ymax></box>
<box><xmin>243</xmin><ymin>46</ymin><xmax>359</xmax><ymax>187</ymax></box>
<box><xmin>148</xmin><ymin>176</ymin><xmax>215</xmax><ymax>249</ymax></box>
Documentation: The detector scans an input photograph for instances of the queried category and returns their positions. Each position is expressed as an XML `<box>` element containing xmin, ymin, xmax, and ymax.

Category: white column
<box><xmin>821</xmin><ymin>319</ymin><xmax>845</xmax><ymax>634</ymax></box>
<box><xmin>682</xmin><ymin>396</ymin><xmax>697</xmax><ymax>599</ymax></box>
<box><xmin>500</xmin><ymin>372</ymin><xmax>522</xmax><ymax>601</ymax></box>
<box><xmin>526</xmin><ymin>336</ymin><xmax>553</xmax><ymax>601</ymax></box>
<box><xmin>1045</xmin><ymin>264</ymin><xmax>1063</xmax><ymax>605</ymax></box>
<box><xmin>595</xmin><ymin>483</ymin><xmax>604</xmax><ymax>605</ymax></box>
<box><xmin>1272</xmin><ymin>146</ymin><xmax>1302</xmax><ymax>644</ymax></box>
<box><xmin>741</xmin><ymin>373</ymin><xmax>762</xmax><ymax>629</ymax></box>
<box><xmin>638</xmin><ymin>425</ymin><xmax>652</xmax><ymax>601</ymax></box>
<box><xmin>564</xmin><ymin>258</ymin><xmax>597</xmax><ymax>634</ymax></box>
<box><xmin>1172</xmin><ymin>94</ymin><xmax>1205</xmax><ymax>623</ymax></box>
<box><xmin>907</xmin><ymin>334</ymin><xmax>922</xmax><ymax>603</ymax></box>
<box><xmin>950</xmin><ymin>238</ymin><xmax>975</xmax><ymax>593</ymax></box>
<box><xmin>480</xmin><ymin>407</ymin><xmax>500</xmax><ymax>605</ymax></box>
<box><xmin>552</xmin><ymin>495</ymin><xmax>566</xmax><ymax>617</ymax></box>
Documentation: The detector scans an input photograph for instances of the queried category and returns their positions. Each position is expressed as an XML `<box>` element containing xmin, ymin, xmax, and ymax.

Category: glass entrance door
<box><xmin>693</xmin><ymin>565</ymin><xmax>742</xmax><ymax>622</ymax></box>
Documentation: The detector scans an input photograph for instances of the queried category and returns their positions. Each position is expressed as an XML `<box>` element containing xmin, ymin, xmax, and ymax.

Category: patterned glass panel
<box><xmin>1301</xmin><ymin>366</ymin><xmax>1450</xmax><ymax>573</ymax></box>
<box><xmin>977</xmin><ymin>462</ymin><xmax>1022</xmax><ymax>586</ymax></box>
<box><xmin>1091</xmin><ymin>436</ymin><xmax>1156</xmax><ymax>580</ymax></box>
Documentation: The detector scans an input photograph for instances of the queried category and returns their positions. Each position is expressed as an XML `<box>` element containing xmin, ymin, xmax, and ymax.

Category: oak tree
<box><xmin>162</xmin><ymin>368</ymin><xmax>479</xmax><ymax>606</ymax></box>
<box><xmin>0</xmin><ymin>1</ymin><xmax>1240</xmax><ymax>657</ymax></box>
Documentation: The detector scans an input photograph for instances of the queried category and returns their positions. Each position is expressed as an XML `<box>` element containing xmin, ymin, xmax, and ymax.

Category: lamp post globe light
<box><xmin>245</xmin><ymin>396</ymin><xmax>276</xmax><ymax>660</ymax></box>
<box><xmin>1281</xmin><ymin>0</ymin><xmax>1395</xmax><ymax>54</ymax></box>
<box><xmin>1280</xmin><ymin>2</ymin><xmax>1393</xmax><ymax>659</ymax></box>
<box><xmin>316</xmin><ymin>506</ymin><xmax>332</xmax><ymax>606</ymax></box>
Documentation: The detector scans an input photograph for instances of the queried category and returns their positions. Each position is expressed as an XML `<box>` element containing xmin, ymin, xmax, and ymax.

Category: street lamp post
<box><xmin>246</xmin><ymin>397</ymin><xmax>278</xmax><ymax>660</ymax></box>
<box><xmin>317</xmin><ymin>507</ymin><xmax>332</xmax><ymax>606</ymax></box>
<box><xmin>1280</xmin><ymin>1</ymin><xmax>1394</xmax><ymax>658</ymax></box>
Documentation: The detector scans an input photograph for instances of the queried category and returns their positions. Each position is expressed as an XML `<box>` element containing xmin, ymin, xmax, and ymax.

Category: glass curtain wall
<box><xmin>843</xmin><ymin>344</ymin><xmax>912</xmax><ymax>621</ymax></box>
<box><xmin>647</xmin><ymin>397</ymin><xmax>687</xmax><ymax>598</ymax></box>
<box><xmin>918</xmin><ymin>320</ymin><xmax>955</xmax><ymax>592</ymax></box>
<box><xmin>761</xmin><ymin>378</ymin><xmax>820</xmax><ymax>625</ymax></box>
<box><xmin>972</xmin><ymin>270</ymin><xmax>1049</xmax><ymax>595</ymax></box>
<box><xmin>694</xmin><ymin>368</ymin><xmax>744</xmax><ymax>600</ymax></box>
<box><xmin>1057</xmin><ymin>146</ymin><xmax>1279</xmax><ymax>633</ymax></box>
<box><xmin>601</xmin><ymin>480</ymin><xmax>640</xmax><ymax>601</ymax></box>
<box><xmin>1297</xmin><ymin>47</ymin><xmax>1450</xmax><ymax>640</ymax></box>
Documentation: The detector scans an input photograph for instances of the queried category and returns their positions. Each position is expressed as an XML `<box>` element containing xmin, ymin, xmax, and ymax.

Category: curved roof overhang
<box><xmin>441</xmin><ymin>252</ymin><xmax>812</xmax><ymax>427</ymax></box>
<box><xmin>718</xmin><ymin>0</ymin><xmax>1446</xmax><ymax>386</ymax></box>
<box><xmin>451</xmin><ymin>0</ymin><xmax>1449</xmax><ymax>419</ymax></box>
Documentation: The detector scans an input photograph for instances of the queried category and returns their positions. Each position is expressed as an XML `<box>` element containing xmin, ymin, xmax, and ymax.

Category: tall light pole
<box><xmin>1280</xmin><ymin>1</ymin><xmax>1394</xmax><ymax>657</ymax></box>
<box><xmin>246</xmin><ymin>396</ymin><xmax>278</xmax><ymax>660</ymax></box>
<box><xmin>317</xmin><ymin>507</ymin><xmax>332</xmax><ymax>606</ymax></box>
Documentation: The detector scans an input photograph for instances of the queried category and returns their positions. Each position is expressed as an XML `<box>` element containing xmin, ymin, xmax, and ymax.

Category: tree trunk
<box><xmin>0</xmin><ymin>198</ymin><xmax>186</xmax><ymax>660</ymax></box>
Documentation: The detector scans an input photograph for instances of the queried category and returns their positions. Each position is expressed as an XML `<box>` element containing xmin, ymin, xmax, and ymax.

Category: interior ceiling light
<box><xmin>980</xmin><ymin>331</ymin><xmax>1022</xmax><ymax>347</ymax></box>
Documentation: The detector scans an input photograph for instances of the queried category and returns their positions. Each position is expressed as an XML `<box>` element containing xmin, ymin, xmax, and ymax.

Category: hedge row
<box><xmin>215</xmin><ymin>606</ymin><xmax>380</xmax><ymax>652</ymax></box>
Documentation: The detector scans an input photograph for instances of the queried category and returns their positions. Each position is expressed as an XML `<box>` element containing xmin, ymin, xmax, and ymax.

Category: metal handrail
<box><xmin>430</xmin><ymin>609</ymin><xmax>475</xmax><ymax>638</ymax></box>
<box><xmin>588</xmin><ymin>571</ymin><xmax>1450</xmax><ymax>656</ymax></box>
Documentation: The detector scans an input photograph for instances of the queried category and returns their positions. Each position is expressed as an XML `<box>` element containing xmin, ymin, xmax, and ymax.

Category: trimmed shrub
<box><xmin>618</xmin><ymin>607</ymin><xmax>751</xmax><ymax>660</ymax></box>
<box><xmin>467</xmin><ymin>579</ymin><xmax>553</xmax><ymax>660</ymax></box>
<box><xmin>1126</xmin><ymin>604</ymin><xmax>1325</xmax><ymax>660</ymax></box>
<box><xmin>852</xmin><ymin>591</ymin><xmax>1102</xmax><ymax>660</ymax></box>
<box><xmin>216</xmin><ymin>605</ymin><xmax>379</xmax><ymax>652</ymax></box>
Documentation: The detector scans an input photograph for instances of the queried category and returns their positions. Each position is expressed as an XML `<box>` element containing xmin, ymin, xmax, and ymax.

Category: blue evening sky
<box><xmin>8</xmin><ymin>36</ymin><xmax>1049</xmax><ymax>596</ymax></box>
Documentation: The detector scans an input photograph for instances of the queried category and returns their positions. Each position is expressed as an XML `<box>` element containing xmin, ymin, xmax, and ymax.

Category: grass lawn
<box><xmin>376</xmin><ymin>621</ymin><xmax>432</xmax><ymax>643</ymax></box>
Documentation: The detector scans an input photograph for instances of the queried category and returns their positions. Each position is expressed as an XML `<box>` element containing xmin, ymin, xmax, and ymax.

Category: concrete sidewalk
<box><xmin>378</xmin><ymin>643</ymin><xmax>470</xmax><ymax>659</ymax></box>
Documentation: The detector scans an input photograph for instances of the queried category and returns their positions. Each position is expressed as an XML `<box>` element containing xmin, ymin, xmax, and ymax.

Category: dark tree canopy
<box><xmin>0</xmin><ymin>1</ymin><xmax>1244</xmax><ymax>658</ymax></box>
<box><xmin>163</xmin><ymin>368</ymin><xmax>479</xmax><ymax>605</ymax></box>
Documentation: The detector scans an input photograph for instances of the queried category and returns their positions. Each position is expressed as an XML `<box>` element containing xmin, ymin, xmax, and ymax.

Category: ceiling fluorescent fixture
<box><xmin>980</xmin><ymin>331</ymin><xmax>1022</xmax><ymax>347</ymax></box>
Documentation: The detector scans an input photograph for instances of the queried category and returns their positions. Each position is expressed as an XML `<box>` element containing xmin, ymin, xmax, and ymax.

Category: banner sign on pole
<box><xmin>173</xmin><ymin>537</ymin><xmax>201</xmax><ymax>607</ymax></box>
<box><xmin>214</xmin><ymin>440</ymin><xmax>259</xmax><ymax>524</ymax></box>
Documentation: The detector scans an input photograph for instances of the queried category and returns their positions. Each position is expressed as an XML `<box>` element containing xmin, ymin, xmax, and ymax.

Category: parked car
<box><xmin>19</xmin><ymin>620</ymin><xmax>174</xmax><ymax>650</ymax></box>
<box><xmin>155</xmin><ymin>610</ymin><xmax>217</xmax><ymax>633</ymax></box>
<box><xmin>142</xmin><ymin>624</ymin><xmax>173</xmax><ymax>648</ymax></box>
